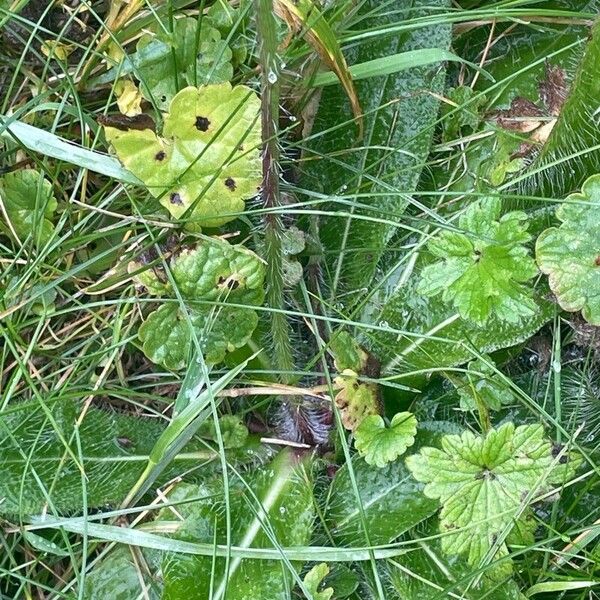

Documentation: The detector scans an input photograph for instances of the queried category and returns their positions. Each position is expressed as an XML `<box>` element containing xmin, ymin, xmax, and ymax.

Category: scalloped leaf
<box><xmin>406</xmin><ymin>423</ymin><xmax>576</xmax><ymax>571</ymax></box>
<box><xmin>417</xmin><ymin>197</ymin><xmax>539</xmax><ymax>326</ymax></box>
<box><xmin>136</xmin><ymin>237</ymin><xmax>265</xmax><ymax>369</ymax></box>
<box><xmin>0</xmin><ymin>169</ymin><xmax>57</xmax><ymax>244</ymax></box>
<box><xmin>103</xmin><ymin>83</ymin><xmax>261</xmax><ymax>228</ymax></box>
<box><xmin>536</xmin><ymin>173</ymin><xmax>600</xmax><ymax>325</ymax></box>
<box><xmin>354</xmin><ymin>412</ymin><xmax>417</xmax><ymax>468</ymax></box>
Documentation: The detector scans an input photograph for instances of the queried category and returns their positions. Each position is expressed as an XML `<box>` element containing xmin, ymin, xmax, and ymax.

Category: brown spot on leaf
<box><xmin>170</xmin><ymin>192</ymin><xmax>183</xmax><ymax>205</ymax></box>
<box><xmin>195</xmin><ymin>116</ymin><xmax>210</xmax><ymax>131</ymax></box>
<box><xmin>97</xmin><ymin>113</ymin><xmax>156</xmax><ymax>132</ymax></box>
<box><xmin>595</xmin><ymin>256</ymin><xmax>600</xmax><ymax>266</ymax></box>
<box><xmin>489</xmin><ymin>97</ymin><xmax>544</xmax><ymax>132</ymax></box>
<box><xmin>224</xmin><ymin>177</ymin><xmax>236</xmax><ymax>191</ymax></box>
<box><xmin>218</xmin><ymin>275</ymin><xmax>240</xmax><ymax>290</ymax></box>
<box><xmin>155</xmin><ymin>150</ymin><xmax>166</xmax><ymax>161</ymax></box>
<box><xmin>539</xmin><ymin>62</ymin><xmax>568</xmax><ymax>116</ymax></box>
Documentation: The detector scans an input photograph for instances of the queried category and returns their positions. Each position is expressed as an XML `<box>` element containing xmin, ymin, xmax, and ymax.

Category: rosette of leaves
<box><xmin>406</xmin><ymin>423</ymin><xmax>576</xmax><ymax>571</ymax></box>
<box><xmin>0</xmin><ymin>169</ymin><xmax>57</xmax><ymax>245</ymax></box>
<box><xmin>536</xmin><ymin>173</ymin><xmax>600</xmax><ymax>325</ymax></box>
<box><xmin>354</xmin><ymin>412</ymin><xmax>417</xmax><ymax>468</ymax></box>
<box><xmin>134</xmin><ymin>17</ymin><xmax>233</xmax><ymax>110</ymax></box>
<box><xmin>103</xmin><ymin>83</ymin><xmax>261</xmax><ymax>228</ymax></box>
<box><xmin>134</xmin><ymin>236</ymin><xmax>265</xmax><ymax>369</ymax></box>
<box><xmin>417</xmin><ymin>197</ymin><xmax>538</xmax><ymax>326</ymax></box>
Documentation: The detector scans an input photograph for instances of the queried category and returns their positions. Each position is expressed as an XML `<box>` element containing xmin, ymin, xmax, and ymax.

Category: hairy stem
<box><xmin>255</xmin><ymin>0</ymin><xmax>294</xmax><ymax>381</ymax></box>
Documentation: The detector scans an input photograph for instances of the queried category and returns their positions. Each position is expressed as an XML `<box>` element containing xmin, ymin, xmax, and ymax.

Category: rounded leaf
<box><xmin>536</xmin><ymin>173</ymin><xmax>600</xmax><ymax>324</ymax></box>
<box><xmin>104</xmin><ymin>83</ymin><xmax>261</xmax><ymax>228</ymax></box>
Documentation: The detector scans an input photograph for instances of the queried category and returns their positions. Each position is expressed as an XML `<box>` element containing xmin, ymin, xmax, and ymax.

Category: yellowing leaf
<box><xmin>103</xmin><ymin>83</ymin><xmax>261</xmax><ymax>228</ymax></box>
<box><xmin>334</xmin><ymin>369</ymin><xmax>381</xmax><ymax>431</ymax></box>
<box><xmin>115</xmin><ymin>80</ymin><xmax>142</xmax><ymax>116</ymax></box>
<box><xmin>303</xmin><ymin>563</ymin><xmax>334</xmax><ymax>600</ymax></box>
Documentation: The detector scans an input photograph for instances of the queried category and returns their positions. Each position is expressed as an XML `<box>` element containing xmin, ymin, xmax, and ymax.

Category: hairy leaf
<box><xmin>0</xmin><ymin>400</ymin><xmax>198</xmax><ymax>517</ymax></box>
<box><xmin>103</xmin><ymin>83</ymin><xmax>261</xmax><ymax>228</ymax></box>
<box><xmin>137</xmin><ymin>237</ymin><xmax>265</xmax><ymax>369</ymax></box>
<box><xmin>536</xmin><ymin>173</ymin><xmax>600</xmax><ymax>325</ymax></box>
<box><xmin>305</xmin><ymin>0</ymin><xmax>451</xmax><ymax>293</ymax></box>
<box><xmin>354</xmin><ymin>412</ymin><xmax>417</xmax><ymax>468</ymax></box>
<box><xmin>522</xmin><ymin>18</ymin><xmax>600</xmax><ymax>198</ymax></box>
<box><xmin>406</xmin><ymin>423</ymin><xmax>575</xmax><ymax>570</ymax></box>
<box><xmin>326</xmin><ymin>423</ymin><xmax>457</xmax><ymax>545</ymax></box>
<box><xmin>417</xmin><ymin>197</ymin><xmax>538</xmax><ymax>326</ymax></box>
<box><xmin>366</xmin><ymin>276</ymin><xmax>553</xmax><ymax>373</ymax></box>
<box><xmin>162</xmin><ymin>449</ymin><xmax>314</xmax><ymax>600</ymax></box>
<box><xmin>0</xmin><ymin>169</ymin><xmax>57</xmax><ymax>244</ymax></box>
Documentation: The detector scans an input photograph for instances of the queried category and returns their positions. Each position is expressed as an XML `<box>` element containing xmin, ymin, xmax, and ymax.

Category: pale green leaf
<box><xmin>536</xmin><ymin>173</ymin><xmax>600</xmax><ymax>325</ymax></box>
<box><xmin>198</xmin><ymin>414</ymin><xmax>249</xmax><ymax>449</ymax></box>
<box><xmin>103</xmin><ymin>83</ymin><xmax>261</xmax><ymax>228</ymax></box>
<box><xmin>0</xmin><ymin>169</ymin><xmax>57</xmax><ymax>244</ymax></box>
<box><xmin>417</xmin><ymin>197</ymin><xmax>538</xmax><ymax>326</ymax></box>
<box><xmin>303</xmin><ymin>563</ymin><xmax>334</xmax><ymax>600</ymax></box>
<box><xmin>406</xmin><ymin>423</ymin><xmax>575</xmax><ymax>570</ymax></box>
<box><xmin>354</xmin><ymin>412</ymin><xmax>417</xmax><ymax>468</ymax></box>
<box><xmin>334</xmin><ymin>370</ymin><xmax>381</xmax><ymax>431</ymax></box>
<box><xmin>453</xmin><ymin>356</ymin><xmax>515</xmax><ymax>412</ymax></box>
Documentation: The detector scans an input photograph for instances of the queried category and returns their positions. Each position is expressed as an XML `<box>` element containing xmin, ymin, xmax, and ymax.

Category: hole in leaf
<box><xmin>170</xmin><ymin>192</ymin><xmax>183</xmax><ymax>205</ymax></box>
<box><xmin>155</xmin><ymin>150</ymin><xmax>166</xmax><ymax>161</ymax></box>
<box><xmin>224</xmin><ymin>177</ymin><xmax>236</xmax><ymax>191</ymax></box>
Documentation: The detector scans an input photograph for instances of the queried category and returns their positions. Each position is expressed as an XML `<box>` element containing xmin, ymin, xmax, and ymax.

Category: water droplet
<box><xmin>267</xmin><ymin>70</ymin><xmax>278</xmax><ymax>84</ymax></box>
<box><xmin>279</xmin><ymin>506</ymin><xmax>286</xmax><ymax>514</ymax></box>
<box><xmin>289</xmin><ymin>115</ymin><xmax>297</xmax><ymax>122</ymax></box>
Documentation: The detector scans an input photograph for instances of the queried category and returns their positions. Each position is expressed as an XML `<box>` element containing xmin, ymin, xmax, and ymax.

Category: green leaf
<box><xmin>406</xmin><ymin>423</ymin><xmax>574</xmax><ymax>570</ymax></box>
<box><xmin>536</xmin><ymin>173</ymin><xmax>600</xmax><ymax>325</ymax></box>
<box><xmin>198</xmin><ymin>414</ymin><xmax>249</xmax><ymax>449</ymax></box>
<box><xmin>83</xmin><ymin>544</ymin><xmax>162</xmax><ymax>599</ymax></box>
<box><xmin>0</xmin><ymin>169</ymin><xmax>57</xmax><ymax>244</ymax></box>
<box><xmin>354</xmin><ymin>412</ymin><xmax>417</xmax><ymax>468</ymax></box>
<box><xmin>103</xmin><ymin>83</ymin><xmax>261</xmax><ymax>228</ymax></box>
<box><xmin>325</xmin><ymin>422</ymin><xmax>456</xmax><ymax>545</ymax></box>
<box><xmin>137</xmin><ymin>237</ymin><xmax>265</xmax><ymax>369</ymax></box>
<box><xmin>330</xmin><ymin>331</ymin><xmax>368</xmax><ymax>373</ymax></box>
<box><xmin>303</xmin><ymin>563</ymin><xmax>334</xmax><ymax>600</ymax></box>
<box><xmin>0</xmin><ymin>399</ymin><xmax>203</xmax><ymax>517</ymax></box>
<box><xmin>135</xmin><ymin>18</ymin><xmax>233</xmax><ymax>110</ymax></box>
<box><xmin>366</xmin><ymin>274</ymin><xmax>553</xmax><ymax>373</ymax></box>
<box><xmin>305</xmin><ymin>0</ymin><xmax>451</xmax><ymax>293</ymax></box>
<box><xmin>417</xmin><ymin>197</ymin><xmax>539</xmax><ymax>326</ymax></box>
<box><xmin>441</xmin><ymin>85</ymin><xmax>486</xmax><ymax>143</ymax></box>
<box><xmin>313</xmin><ymin>48</ymin><xmax>487</xmax><ymax>87</ymax></box>
<box><xmin>522</xmin><ymin>19</ymin><xmax>600</xmax><ymax>198</ymax></box>
<box><xmin>453</xmin><ymin>356</ymin><xmax>515</xmax><ymax>412</ymax></box>
<box><xmin>161</xmin><ymin>449</ymin><xmax>315</xmax><ymax>600</ymax></box>
<box><xmin>387</xmin><ymin>520</ymin><xmax>527</xmax><ymax>600</ymax></box>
